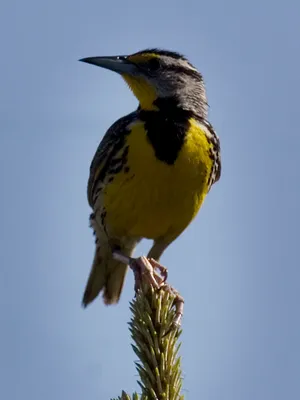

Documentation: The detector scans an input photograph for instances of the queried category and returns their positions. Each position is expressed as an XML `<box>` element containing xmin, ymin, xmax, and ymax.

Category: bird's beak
<box><xmin>79</xmin><ymin>55</ymin><xmax>138</xmax><ymax>75</ymax></box>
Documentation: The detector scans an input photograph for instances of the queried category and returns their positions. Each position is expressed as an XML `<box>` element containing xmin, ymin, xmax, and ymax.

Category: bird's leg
<box><xmin>147</xmin><ymin>240</ymin><xmax>170</xmax><ymax>283</ymax></box>
<box><xmin>112</xmin><ymin>250</ymin><xmax>184</xmax><ymax>327</ymax></box>
<box><xmin>131</xmin><ymin>256</ymin><xmax>164</xmax><ymax>291</ymax></box>
<box><xmin>112</xmin><ymin>251</ymin><xmax>164</xmax><ymax>290</ymax></box>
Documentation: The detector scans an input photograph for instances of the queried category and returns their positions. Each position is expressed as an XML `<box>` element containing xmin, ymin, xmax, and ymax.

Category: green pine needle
<box><xmin>111</xmin><ymin>282</ymin><xmax>184</xmax><ymax>400</ymax></box>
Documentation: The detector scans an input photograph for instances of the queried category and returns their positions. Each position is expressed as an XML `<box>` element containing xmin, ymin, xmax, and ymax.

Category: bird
<box><xmin>79</xmin><ymin>48</ymin><xmax>221</xmax><ymax>307</ymax></box>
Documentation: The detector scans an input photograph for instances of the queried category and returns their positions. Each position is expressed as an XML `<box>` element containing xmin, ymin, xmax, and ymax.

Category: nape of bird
<box><xmin>80</xmin><ymin>48</ymin><xmax>221</xmax><ymax>307</ymax></box>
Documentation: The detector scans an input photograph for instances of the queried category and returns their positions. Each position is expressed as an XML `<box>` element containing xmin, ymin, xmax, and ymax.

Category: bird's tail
<box><xmin>82</xmin><ymin>244</ymin><xmax>134</xmax><ymax>307</ymax></box>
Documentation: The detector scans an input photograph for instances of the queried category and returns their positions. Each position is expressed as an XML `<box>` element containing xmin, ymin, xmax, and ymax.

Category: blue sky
<box><xmin>1</xmin><ymin>0</ymin><xmax>299</xmax><ymax>399</ymax></box>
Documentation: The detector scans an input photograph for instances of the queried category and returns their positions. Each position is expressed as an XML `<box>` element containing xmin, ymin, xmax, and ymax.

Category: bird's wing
<box><xmin>202</xmin><ymin>119</ymin><xmax>221</xmax><ymax>191</ymax></box>
<box><xmin>87</xmin><ymin>111</ymin><xmax>138</xmax><ymax>208</ymax></box>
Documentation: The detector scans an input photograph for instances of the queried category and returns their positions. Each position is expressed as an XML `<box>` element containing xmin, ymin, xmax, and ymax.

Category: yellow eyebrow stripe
<box><xmin>127</xmin><ymin>53</ymin><xmax>160</xmax><ymax>63</ymax></box>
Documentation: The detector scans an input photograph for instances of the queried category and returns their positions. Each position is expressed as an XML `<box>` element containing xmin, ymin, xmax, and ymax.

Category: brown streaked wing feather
<box><xmin>200</xmin><ymin>119</ymin><xmax>221</xmax><ymax>191</ymax></box>
<box><xmin>87</xmin><ymin>111</ymin><xmax>138</xmax><ymax>207</ymax></box>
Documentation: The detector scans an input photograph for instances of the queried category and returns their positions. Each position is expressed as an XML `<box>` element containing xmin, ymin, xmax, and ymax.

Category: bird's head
<box><xmin>80</xmin><ymin>48</ymin><xmax>208</xmax><ymax>117</ymax></box>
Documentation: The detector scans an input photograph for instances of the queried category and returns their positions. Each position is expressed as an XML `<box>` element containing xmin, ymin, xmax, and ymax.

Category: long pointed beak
<box><xmin>79</xmin><ymin>55</ymin><xmax>138</xmax><ymax>75</ymax></box>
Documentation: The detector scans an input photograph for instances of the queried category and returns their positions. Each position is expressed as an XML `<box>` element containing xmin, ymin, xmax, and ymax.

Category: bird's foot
<box><xmin>130</xmin><ymin>257</ymin><xmax>184</xmax><ymax>328</ymax></box>
<box><xmin>112</xmin><ymin>250</ymin><xmax>183</xmax><ymax>327</ymax></box>
<box><xmin>130</xmin><ymin>256</ymin><xmax>166</xmax><ymax>292</ymax></box>
<box><xmin>164</xmin><ymin>285</ymin><xmax>184</xmax><ymax>329</ymax></box>
<box><xmin>147</xmin><ymin>257</ymin><xmax>168</xmax><ymax>283</ymax></box>
<box><xmin>112</xmin><ymin>250</ymin><xmax>167</xmax><ymax>289</ymax></box>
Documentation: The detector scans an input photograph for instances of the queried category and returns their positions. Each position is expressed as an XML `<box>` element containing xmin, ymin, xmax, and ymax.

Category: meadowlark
<box><xmin>80</xmin><ymin>48</ymin><xmax>221</xmax><ymax>307</ymax></box>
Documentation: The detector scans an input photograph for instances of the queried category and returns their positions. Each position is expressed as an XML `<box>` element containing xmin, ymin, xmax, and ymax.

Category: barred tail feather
<box><xmin>103</xmin><ymin>261</ymin><xmax>128</xmax><ymax>305</ymax></box>
<box><xmin>82</xmin><ymin>245</ymin><xmax>133</xmax><ymax>307</ymax></box>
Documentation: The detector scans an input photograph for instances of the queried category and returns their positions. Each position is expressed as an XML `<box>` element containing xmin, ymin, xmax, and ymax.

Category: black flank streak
<box><xmin>97</xmin><ymin>129</ymin><xmax>130</xmax><ymax>183</ymax></box>
<box><xmin>89</xmin><ymin>213</ymin><xmax>95</xmax><ymax>228</ymax></box>
<box><xmin>94</xmin><ymin>188</ymin><xmax>101</xmax><ymax>197</ymax></box>
<box><xmin>100</xmin><ymin>210</ymin><xmax>107</xmax><ymax>226</ymax></box>
<box><xmin>107</xmin><ymin>145</ymin><xmax>130</xmax><ymax>175</ymax></box>
<box><xmin>108</xmin><ymin>164</ymin><xmax>123</xmax><ymax>175</ymax></box>
<box><xmin>124</xmin><ymin>174</ymin><xmax>135</xmax><ymax>184</ymax></box>
<box><xmin>91</xmin><ymin>127</ymin><xmax>131</xmax><ymax>200</ymax></box>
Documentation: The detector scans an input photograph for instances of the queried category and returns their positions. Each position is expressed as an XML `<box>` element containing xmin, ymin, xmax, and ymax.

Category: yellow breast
<box><xmin>103</xmin><ymin>118</ymin><xmax>214</xmax><ymax>241</ymax></box>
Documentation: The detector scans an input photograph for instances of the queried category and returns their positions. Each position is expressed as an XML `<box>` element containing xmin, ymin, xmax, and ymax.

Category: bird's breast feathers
<box><xmin>92</xmin><ymin>117</ymin><xmax>218</xmax><ymax>240</ymax></box>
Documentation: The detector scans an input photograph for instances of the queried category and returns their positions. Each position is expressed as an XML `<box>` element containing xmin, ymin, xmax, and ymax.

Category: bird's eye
<box><xmin>147</xmin><ymin>58</ymin><xmax>160</xmax><ymax>71</ymax></box>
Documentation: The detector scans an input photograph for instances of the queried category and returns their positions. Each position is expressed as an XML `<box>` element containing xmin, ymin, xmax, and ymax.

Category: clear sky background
<box><xmin>1</xmin><ymin>1</ymin><xmax>299</xmax><ymax>399</ymax></box>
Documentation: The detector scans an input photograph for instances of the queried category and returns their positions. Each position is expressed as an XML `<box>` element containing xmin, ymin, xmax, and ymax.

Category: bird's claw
<box><xmin>148</xmin><ymin>258</ymin><xmax>168</xmax><ymax>283</ymax></box>
<box><xmin>165</xmin><ymin>286</ymin><xmax>184</xmax><ymax>329</ymax></box>
<box><xmin>130</xmin><ymin>256</ymin><xmax>165</xmax><ymax>291</ymax></box>
<box><xmin>129</xmin><ymin>256</ymin><xmax>183</xmax><ymax>328</ymax></box>
<box><xmin>112</xmin><ymin>251</ymin><xmax>184</xmax><ymax>328</ymax></box>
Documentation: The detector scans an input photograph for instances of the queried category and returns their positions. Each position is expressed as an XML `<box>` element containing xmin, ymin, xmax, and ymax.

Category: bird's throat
<box><xmin>122</xmin><ymin>74</ymin><xmax>158</xmax><ymax>110</ymax></box>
